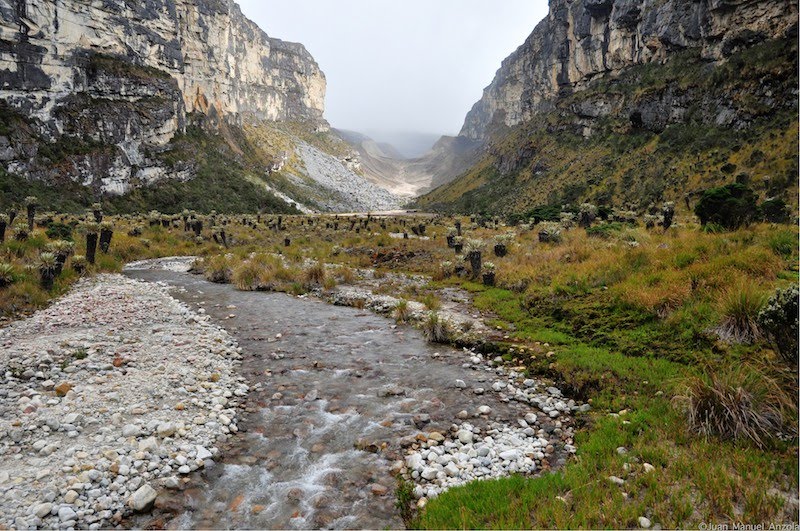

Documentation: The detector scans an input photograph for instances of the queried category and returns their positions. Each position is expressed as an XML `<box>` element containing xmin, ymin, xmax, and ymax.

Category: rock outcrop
<box><xmin>460</xmin><ymin>0</ymin><xmax>797</xmax><ymax>140</ymax></box>
<box><xmin>417</xmin><ymin>0</ymin><xmax>797</xmax><ymax>213</ymax></box>
<box><xmin>0</xmin><ymin>0</ymin><xmax>326</xmax><ymax>194</ymax></box>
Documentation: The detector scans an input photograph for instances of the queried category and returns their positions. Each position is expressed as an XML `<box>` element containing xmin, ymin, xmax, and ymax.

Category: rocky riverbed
<box><xmin>0</xmin><ymin>258</ymin><xmax>581</xmax><ymax>529</ymax></box>
<box><xmin>400</xmin><ymin>350</ymin><xmax>583</xmax><ymax>506</ymax></box>
<box><xmin>0</xmin><ymin>274</ymin><xmax>248</xmax><ymax>529</ymax></box>
<box><xmin>123</xmin><ymin>261</ymin><xmax>580</xmax><ymax>529</ymax></box>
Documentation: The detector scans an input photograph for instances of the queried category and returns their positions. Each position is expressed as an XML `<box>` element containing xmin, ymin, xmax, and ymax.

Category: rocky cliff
<box><xmin>416</xmin><ymin>0</ymin><xmax>798</xmax><ymax>214</ymax></box>
<box><xmin>0</xmin><ymin>0</ymin><xmax>326</xmax><ymax>196</ymax></box>
<box><xmin>461</xmin><ymin>0</ymin><xmax>797</xmax><ymax>140</ymax></box>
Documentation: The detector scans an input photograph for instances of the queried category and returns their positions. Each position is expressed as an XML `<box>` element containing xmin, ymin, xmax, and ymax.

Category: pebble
<box><xmin>58</xmin><ymin>507</ymin><xmax>77</xmax><ymax>521</ymax></box>
<box><xmin>33</xmin><ymin>503</ymin><xmax>53</xmax><ymax>518</ymax></box>
<box><xmin>457</xmin><ymin>430</ymin><xmax>474</xmax><ymax>444</ymax></box>
<box><xmin>639</xmin><ymin>516</ymin><xmax>652</xmax><ymax>529</ymax></box>
<box><xmin>129</xmin><ymin>484</ymin><xmax>158</xmax><ymax>512</ymax></box>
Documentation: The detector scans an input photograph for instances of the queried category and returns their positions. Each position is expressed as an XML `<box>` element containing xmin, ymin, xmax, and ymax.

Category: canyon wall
<box><xmin>460</xmin><ymin>0</ymin><xmax>797</xmax><ymax>140</ymax></box>
<box><xmin>0</xmin><ymin>0</ymin><xmax>326</xmax><ymax>194</ymax></box>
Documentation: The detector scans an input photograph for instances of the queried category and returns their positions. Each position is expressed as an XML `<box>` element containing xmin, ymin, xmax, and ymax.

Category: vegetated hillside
<box><xmin>0</xmin><ymin>0</ymin><xmax>357</xmax><ymax>213</ymax></box>
<box><xmin>0</xmin><ymin>100</ymin><xmax>402</xmax><ymax>214</ymax></box>
<box><xmin>417</xmin><ymin>35</ymin><xmax>798</xmax><ymax>215</ymax></box>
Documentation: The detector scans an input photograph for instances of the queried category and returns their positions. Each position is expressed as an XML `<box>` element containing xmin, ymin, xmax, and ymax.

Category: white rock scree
<box><xmin>0</xmin><ymin>274</ymin><xmax>248</xmax><ymax>529</ymax></box>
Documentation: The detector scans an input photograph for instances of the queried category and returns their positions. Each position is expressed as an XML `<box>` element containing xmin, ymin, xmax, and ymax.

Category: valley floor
<box><xmin>0</xmin><ymin>213</ymin><xmax>797</xmax><ymax>529</ymax></box>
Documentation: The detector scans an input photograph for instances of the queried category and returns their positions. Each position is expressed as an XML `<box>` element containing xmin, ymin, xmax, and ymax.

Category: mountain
<box><xmin>0</xmin><ymin>0</ymin><xmax>400</xmax><ymax>213</ymax></box>
<box><xmin>334</xmin><ymin>129</ymin><xmax>482</xmax><ymax>199</ymax></box>
<box><xmin>417</xmin><ymin>0</ymin><xmax>798</xmax><ymax>214</ymax></box>
<box><xmin>359</xmin><ymin>131</ymin><xmax>442</xmax><ymax>159</ymax></box>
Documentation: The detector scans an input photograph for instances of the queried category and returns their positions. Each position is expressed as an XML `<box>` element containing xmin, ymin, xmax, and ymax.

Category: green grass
<box><xmin>416</xmin><ymin>342</ymin><xmax>795</xmax><ymax>528</ymax></box>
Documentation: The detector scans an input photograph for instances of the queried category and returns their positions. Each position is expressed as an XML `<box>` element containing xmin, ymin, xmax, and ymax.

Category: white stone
<box><xmin>129</xmin><ymin>484</ymin><xmax>158</xmax><ymax>512</ymax></box>
<box><xmin>196</xmin><ymin>446</ymin><xmax>213</xmax><ymax>460</ymax></box>
<box><xmin>33</xmin><ymin>503</ymin><xmax>53</xmax><ymax>518</ymax></box>
<box><xmin>420</xmin><ymin>468</ymin><xmax>438</xmax><ymax>481</ymax></box>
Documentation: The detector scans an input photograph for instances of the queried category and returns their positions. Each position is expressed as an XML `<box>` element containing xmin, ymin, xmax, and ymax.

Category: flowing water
<box><xmin>126</xmin><ymin>265</ymin><xmax>562</xmax><ymax>529</ymax></box>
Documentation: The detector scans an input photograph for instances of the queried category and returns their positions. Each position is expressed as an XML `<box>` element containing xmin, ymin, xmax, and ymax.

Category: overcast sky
<box><xmin>238</xmin><ymin>0</ymin><xmax>548</xmax><ymax>138</ymax></box>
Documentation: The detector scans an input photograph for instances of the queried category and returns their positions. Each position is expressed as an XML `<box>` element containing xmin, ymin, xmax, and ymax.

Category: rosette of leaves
<box><xmin>757</xmin><ymin>285</ymin><xmax>799</xmax><ymax>364</ymax></box>
<box><xmin>538</xmin><ymin>222</ymin><xmax>562</xmax><ymax>243</ymax></box>
<box><xmin>482</xmin><ymin>261</ymin><xmax>496</xmax><ymax>286</ymax></box>
<box><xmin>71</xmin><ymin>255</ymin><xmax>87</xmax><ymax>275</ymax></box>
<box><xmin>39</xmin><ymin>252</ymin><xmax>57</xmax><ymax>291</ymax></box>
<box><xmin>463</xmin><ymin>239</ymin><xmax>484</xmax><ymax>279</ymax></box>
<box><xmin>0</xmin><ymin>263</ymin><xmax>15</xmax><ymax>288</ymax></box>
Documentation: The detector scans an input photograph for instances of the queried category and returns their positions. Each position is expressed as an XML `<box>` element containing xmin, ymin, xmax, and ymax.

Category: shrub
<box><xmin>525</xmin><ymin>204</ymin><xmax>561</xmax><ymax>224</ymax></box>
<box><xmin>758</xmin><ymin>197</ymin><xmax>790</xmax><ymax>223</ymax></box>
<box><xmin>422</xmin><ymin>312</ymin><xmax>452</xmax><ymax>343</ymax></box>
<box><xmin>757</xmin><ymin>285</ymin><xmax>799</xmax><ymax>364</ymax></box>
<box><xmin>586</xmin><ymin>222</ymin><xmax>624</xmax><ymax>239</ymax></box>
<box><xmin>45</xmin><ymin>222</ymin><xmax>73</xmax><ymax>241</ymax></box>
<box><xmin>674</xmin><ymin>364</ymin><xmax>797</xmax><ymax>448</ymax></box>
<box><xmin>694</xmin><ymin>183</ymin><xmax>757</xmax><ymax>229</ymax></box>
<box><xmin>714</xmin><ymin>283</ymin><xmax>768</xmax><ymax>343</ymax></box>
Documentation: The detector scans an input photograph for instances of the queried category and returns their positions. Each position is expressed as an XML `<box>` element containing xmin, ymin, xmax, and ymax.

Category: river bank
<box><xmin>0</xmin><ymin>272</ymin><xmax>248</xmax><ymax>529</ymax></box>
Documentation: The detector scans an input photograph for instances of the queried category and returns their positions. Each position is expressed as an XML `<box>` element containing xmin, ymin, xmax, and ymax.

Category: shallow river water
<box><xmin>125</xmin><ymin>266</ymin><xmax>560</xmax><ymax>529</ymax></box>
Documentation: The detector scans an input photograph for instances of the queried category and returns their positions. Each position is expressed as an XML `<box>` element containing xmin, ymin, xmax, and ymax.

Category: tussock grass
<box><xmin>422</xmin><ymin>312</ymin><xmax>453</xmax><ymax>343</ymax></box>
<box><xmin>202</xmin><ymin>254</ymin><xmax>234</xmax><ymax>283</ymax></box>
<box><xmin>304</xmin><ymin>260</ymin><xmax>326</xmax><ymax>287</ymax></box>
<box><xmin>231</xmin><ymin>260</ymin><xmax>263</xmax><ymax>290</ymax></box>
<box><xmin>393</xmin><ymin>299</ymin><xmax>411</xmax><ymax>323</ymax></box>
<box><xmin>714</xmin><ymin>282</ymin><xmax>768</xmax><ymax>343</ymax></box>
<box><xmin>420</xmin><ymin>293</ymin><xmax>441</xmax><ymax>311</ymax></box>
<box><xmin>674</xmin><ymin>364</ymin><xmax>797</xmax><ymax>448</ymax></box>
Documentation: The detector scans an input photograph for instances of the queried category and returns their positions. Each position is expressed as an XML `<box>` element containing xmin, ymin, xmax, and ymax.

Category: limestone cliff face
<box><xmin>0</xmin><ymin>0</ymin><xmax>326</xmax><ymax>194</ymax></box>
<box><xmin>460</xmin><ymin>0</ymin><xmax>797</xmax><ymax>140</ymax></box>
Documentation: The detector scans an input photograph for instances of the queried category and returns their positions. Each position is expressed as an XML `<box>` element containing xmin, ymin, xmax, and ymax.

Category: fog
<box><xmin>238</xmin><ymin>0</ymin><xmax>548</xmax><ymax>153</ymax></box>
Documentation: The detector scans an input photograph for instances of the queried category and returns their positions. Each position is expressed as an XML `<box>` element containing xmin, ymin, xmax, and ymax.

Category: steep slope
<box><xmin>418</xmin><ymin>0</ymin><xmax>798</xmax><ymax>214</ymax></box>
<box><xmin>335</xmin><ymin>129</ymin><xmax>482</xmax><ymax>199</ymax></box>
<box><xmin>0</xmin><ymin>0</ymin><xmax>334</xmax><ymax>212</ymax></box>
